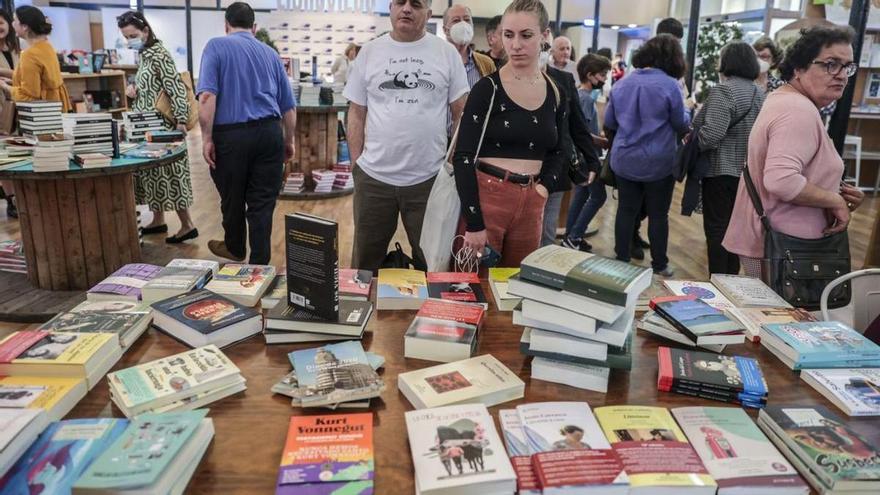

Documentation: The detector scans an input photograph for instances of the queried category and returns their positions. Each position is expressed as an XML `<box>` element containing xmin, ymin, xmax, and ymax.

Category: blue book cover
<box><xmin>0</xmin><ymin>418</ymin><xmax>128</xmax><ymax>494</ymax></box>
<box><xmin>763</xmin><ymin>321</ymin><xmax>880</xmax><ymax>364</ymax></box>
<box><xmin>651</xmin><ymin>296</ymin><xmax>744</xmax><ymax>340</ymax></box>
<box><xmin>288</xmin><ymin>341</ymin><xmax>384</xmax><ymax>407</ymax></box>
<box><xmin>151</xmin><ymin>289</ymin><xmax>260</xmax><ymax>336</ymax></box>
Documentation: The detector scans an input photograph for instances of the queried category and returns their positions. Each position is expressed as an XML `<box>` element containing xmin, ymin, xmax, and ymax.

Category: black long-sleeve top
<box><xmin>545</xmin><ymin>66</ymin><xmax>602</xmax><ymax>190</ymax></box>
<box><xmin>452</xmin><ymin>71</ymin><xmax>565</xmax><ymax>232</ymax></box>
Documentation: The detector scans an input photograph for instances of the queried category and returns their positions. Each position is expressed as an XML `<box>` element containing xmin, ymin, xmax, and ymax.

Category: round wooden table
<box><xmin>0</xmin><ymin>147</ymin><xmax>188</xmax><ymax>291</ymax></box>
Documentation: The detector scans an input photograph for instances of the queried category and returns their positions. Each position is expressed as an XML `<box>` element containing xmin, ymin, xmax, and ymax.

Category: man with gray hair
<box><xmin>443</xmin><ymin>3</ymin><xmax>495</xmax><ymax>88</ymax></box>
<box><xmin>549</xmin><ymin>36</ymin><xmax>578</xmax><ymax>80</ymax></box>
<box><xmin>344</xmin><ymin>0</ymin><xmax>469</xmax><ymax>272</ymax></box>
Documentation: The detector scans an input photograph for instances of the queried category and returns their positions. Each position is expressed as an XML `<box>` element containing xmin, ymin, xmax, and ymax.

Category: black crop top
<box><xmin>452</xmin><ymin>72</ymin><xmax>565</xmax><ymax>232</ymax></box>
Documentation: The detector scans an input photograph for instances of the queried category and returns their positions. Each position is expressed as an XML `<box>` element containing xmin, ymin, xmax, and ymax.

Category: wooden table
<box><xmin>64</xmin><ymin>283</ymin><xmax>866</xmax><ymax>494</ymax></box>
<box><xmin>0</xmin><ymin>148</ymin><xmax>187</xmax><ymax>291</ymax></box>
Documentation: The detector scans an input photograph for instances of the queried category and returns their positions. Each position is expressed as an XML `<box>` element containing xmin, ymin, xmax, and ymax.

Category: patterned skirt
<box><xmin>134</xmin><ymin>154</ymin><xmax>194</xmax><ymax>212</ymax></box>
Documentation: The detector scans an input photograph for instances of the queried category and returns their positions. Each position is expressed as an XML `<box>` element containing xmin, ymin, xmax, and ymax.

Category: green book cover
<box><xmin>73</xmin><ymin>409</ymin><xmax>208</xmax><ymax>490</ymax></box>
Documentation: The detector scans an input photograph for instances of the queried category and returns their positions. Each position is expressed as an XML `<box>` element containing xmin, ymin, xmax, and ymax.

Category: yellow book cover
<box><xmin>488</xmin><ymin>268</ymin><xmax>520</xmax><ymax>282</ymax></box>
<box><xmin>2</xmin><ymin>332</ymin><xmax>116</xmax><ymax>365</ymax></box>
<box><xmin>0</xmin><ymin>375</ymin><xmax>86</xmax><ymax>412</ymax></box>
<box><xmin>377</xmin><ymin>269</ymin><xmax>428</xmax><ymax>299</ymax></box>
<box><xmin>594</xmin><ymin>405</ymin><xmax>717</xmax><ymax>488</ymax></box>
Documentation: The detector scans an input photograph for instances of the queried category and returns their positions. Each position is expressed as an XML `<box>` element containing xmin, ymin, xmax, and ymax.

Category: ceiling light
<box><xmin>627</xmin><ymin>24</ymin><xmax>637</xmax><ymax>28</ymax></box>
<box><xmin>611</xmin><ymin>25</ymin><xmax>620</xmax><ymax>30</ymax></box>
<box><xmin>583</xmin><ymin>19</ymin><xmax>595</xmax><ymax>27</ymax></box>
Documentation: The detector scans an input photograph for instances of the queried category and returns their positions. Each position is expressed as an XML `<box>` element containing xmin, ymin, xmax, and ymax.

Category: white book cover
<box><xmin>801</xmin><ymin>368</ymin><xmax>880</xmax><ymax>416</ymax></box>
<box><xmin>516</xmin><ymin>402</ymin><xmax>612</xmax><ymax>453</ymax></box>
<box><xmin>710</xmin><ymin>274</ymin><xmax>791</xmax><ymax>308</ymax></box>
<box><xmin>662</xmin><ymin>280</ymin><xmax>736</xmax><ymax>311</ymax></box>
<box><xmin>498</xmin><ymin>409</ymin><xmax>532</xmax><ymax>457</ymax></box>
<box><xmin>398</xmin><ymin>355</ymin><xmax>524</xmax><ymax>409</ymax></box>
<box><xmin>0</xmin><ymin>408</ymin><xmax>44</xmax><ymax>453</ymax></box>
<box><xmin>168</xmin><ymin>259</ymin><xmax>220</xmax><ymax>276</ymax></box>
<box><xmin>405</xmin><ymin>404</ymin><xmax>516</xmax><ymax>494</ymax></box>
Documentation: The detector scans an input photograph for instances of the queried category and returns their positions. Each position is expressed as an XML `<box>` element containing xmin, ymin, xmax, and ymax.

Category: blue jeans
<box><xmin>540</xmin><ymin>191</ymin><xmax>565</xmax><ymax>247</ymax></box>
<box><xmin>565</xmin><ymin>180</ymin><xmax>607</xmax><ymax>239</ymax></box>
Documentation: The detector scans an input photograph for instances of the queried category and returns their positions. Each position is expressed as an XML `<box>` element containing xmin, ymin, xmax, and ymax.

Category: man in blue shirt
<box><xmin>197</xmin><ymin>2</ymin><xmax>296</xmax><ymax>265</ymax></box>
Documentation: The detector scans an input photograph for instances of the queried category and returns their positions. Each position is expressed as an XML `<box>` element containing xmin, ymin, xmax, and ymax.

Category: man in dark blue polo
<box><xmin>197</xmin><ymin>1</ymin><xmax>296</xmax><ymax>265</ymax></box>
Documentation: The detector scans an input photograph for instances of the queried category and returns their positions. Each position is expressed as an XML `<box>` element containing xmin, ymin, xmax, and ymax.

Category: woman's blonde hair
<box><xmin>503</xmin><ymin>0</ymin><xmax>550</xmax><ymax>32</ymax></box>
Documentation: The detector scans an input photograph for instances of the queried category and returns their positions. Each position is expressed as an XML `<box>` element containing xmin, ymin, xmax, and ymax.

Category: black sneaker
<box><xmin>562</xmin><ymin>236</ymin><xmax>592</xmax><ymax>252</ymax></box>
<box><xmin>631</xmin><ymin>243</ymin><xmax>645</xmax><ymax>261</ymax></box>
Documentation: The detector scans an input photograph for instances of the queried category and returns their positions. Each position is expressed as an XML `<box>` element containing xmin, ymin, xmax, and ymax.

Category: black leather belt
<box><xmin>477</xmin><ymin>162</ymin><xmax>538</xmax><ymax>185</ymax></box>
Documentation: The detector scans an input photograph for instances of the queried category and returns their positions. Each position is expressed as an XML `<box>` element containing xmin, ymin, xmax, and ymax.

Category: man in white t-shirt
<box><xmin>344</xmin><ymin>0</ymin><xmax>469</xmax><ymax>272</ymax></box>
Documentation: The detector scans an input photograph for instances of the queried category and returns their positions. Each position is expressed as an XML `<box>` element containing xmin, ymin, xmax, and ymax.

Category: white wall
<box><xmin>39</xmin><ymin>7</ymin><xmax>93</xmax><ymax>51</ymax></box>
<box><xmin>564</xmin><ymin>25</ymin><xmax>621</xmax><ymax>58</ymax></box>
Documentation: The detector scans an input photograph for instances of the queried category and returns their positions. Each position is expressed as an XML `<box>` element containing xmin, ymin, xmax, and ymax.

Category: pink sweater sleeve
<box><xmin>761</xmin><ymin>106</ymin><xmax>816</xmax><ymax>202</ymax></box>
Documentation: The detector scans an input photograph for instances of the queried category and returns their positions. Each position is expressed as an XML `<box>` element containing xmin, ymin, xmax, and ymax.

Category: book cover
<box><xmin>489</xmin><ymin>268</ymin><xmax>520</xmax><ymax>284</ymax></box>
<box><xmin>108</xmin><ymin>345</ymin><xmax>240</xmax><ymax>411</ymax></box>
<box><xmin>288</xmin><ymin>341</ymin><xmax>384</xmax><ymax>407</ymax></box>
<box><xmin>275</xmin><ymin>352</ymin><xmax>384</xmax><ymax>407</ymax></box>
<box><xmin>650</xmin><ymin>295</ymin><xmax>745</xmax><ymax>340</ymax></box>
<box><xmin>404</xmin><ymin>299</ymin><xmax>484</xmax><ymax>346</ymax></box>
<box><xmin>760</xmin><ymin>405</ymin><xmax>880</xmax><ymax>487</ymax></box>
<box><xmin>519</xmin><ymin>245</ymin><xmax>650</xmax><ymax>306</ymax></box>
<box><xmin>266</xmin><ymin>299</ymin><xmax>372</xmax><ymax>335</ymax></box>
<box><xmin>426</xmin><ymin>272</ymin><xmax>487</xmax><ymax>306</ymax></box>
<box><xmin>87</xmin><ymin>263</ymin><xmax>162</xmax><ymax>300</ymax></box>
<box><xmin>285</xmin><ymin>213</ymin><xmax>339</xmax><ymax>321</ymax></box>
<box><xmin>0</xmin><ymin>418</ymin><xmax>129</xmax><ymax>494</ymax></box>
<box><xmin>276</xmin><ymin>413</ymin><xmax>373</xmax><ymax>494</ymax></box>
<box><xmin>657</xmin><ymin>346</ymin><xmax>768</xmax><ymax>405</ymax></box>
<box><xmin>376</xmin><ymin>269</ymin><xmax>427</xmax><ymax>301</ymax></box>
<box><xmin>671</xmin><ymin>407</ymin><xmax>806</xmax><ymax>491</ymax></box>
<box><xmin>516</xmin><ymin>402</ymin><xmax>611</xmax><ymax>453</ymax></box>
<box><xmin>404</xmin><ymin>404</ymin><xmax>516</xmax><ymax>494</ymax></box>
<box><xmin>710</xmin><ymin>274</ymin><xmax>792</xmax><ymax>308</ymax></box>
<box><xmin>801</xmin><ymin>368</ymin><xmax>880</xmax><ymax>416</ymax></box>
<box><xmin>340</xmin><ymin>269</ymin><xmax>372</xmax><ymax>300</ymax></box>
<box><xmin>593</xmin><ymin>405</ymin><xmax>716</xmax><ymax>490</ymax></box>
<box><xmin>144</xmin><ymin>266</ymin><xmax>206</xmax><ymax>291</ymax></box>
<box><xmin>729</xmin><ymin>307</ymin><xmax>816</xmax><ymax>342</ymax></box>
<box><xmin>205</xmin><ymin>264</ymin><xmax>276</xmax><ymax>297</ymax></box>
<box><xmin>762</xmin><ymin>321</ymin><xmax>880</xmax><ymax>364</ymax></box>
<box><xmin>661</xmin><ymin>280</ymin><xmax>736</xmax><ymax>311</ymax></box>
<box><xmin>532</xmin><ymin>449</ymin><xmax>627</xmax><ymax>492</ymax></box>
<box><xmin>0</xmin><ymin>332</ymin><xmax>114</xmax><ymax>366</ymax></box>
<box><xmin>0</xmin><ymin>375</ymin><xmax>85</xmax><ymax>417</ymax></box>
<box><xmin>168</xmin><ymin>258</ymin><xmax>219</xmax><ymax>276</ymax></box>
<box><xmin>397</xmin><ymin>355</ymin><xmax>524</xmax><ymax>409</ymax></box>
<box><xmin>37</xmin><ymin>300</ymin><xmax>151</xmax><ymax>341</ymax></box>
<box><xmin>497</xmin><ymin>409</ymin><xmax>541</xmax><ymax>495</ymax></box>
<box><xmin>73</xmin><ymin>410</ymin><xmax>208</xmax><ymax>490</ymax></box>
<box><xmin>151</xmin><ymin>289</ymin><xmax>260</xmax><ymax>336</ymax></box>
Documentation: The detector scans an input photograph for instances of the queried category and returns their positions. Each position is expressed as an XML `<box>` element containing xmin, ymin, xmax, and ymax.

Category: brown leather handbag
<box><xmin>155</xmin><ymin>71</ymin><xmax>198</xmax><ymax>130</ymax></box>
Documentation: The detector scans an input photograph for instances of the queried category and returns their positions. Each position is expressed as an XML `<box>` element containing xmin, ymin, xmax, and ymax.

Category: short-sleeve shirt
<box><xmin>197</xmin><ymin>31</ymin><xmax>296</xmax><ymax>126</ymax></box>
<box><xmin>343</xmin><ymin>33</ymin><xmax>469</xmax><ymax>187</ymax></box>
<box><xmin>577</xmin><ymin>88</ymin><xmax>599</xmax><ymax>136</ymax></box>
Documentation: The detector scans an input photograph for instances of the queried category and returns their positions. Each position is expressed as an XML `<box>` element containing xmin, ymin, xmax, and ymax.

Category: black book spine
<box><xmin>111</xmin><ymin>120</ymin><xmax>120</xmax><ymax>158</ymax></box>
<box><xmin>285</xmin><ymin>214</ymin><xmax>339</xmax><ymax>321</ymax></box>
<box><xmin>653</xmin><ymin>304</ymin><xmax>702</xmax><ymax>343</ymax></box>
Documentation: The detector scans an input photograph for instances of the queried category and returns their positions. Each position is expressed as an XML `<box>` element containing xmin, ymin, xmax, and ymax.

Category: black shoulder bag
<box><xmin>741</xmin><ymin>165</ymin><xmax>851</xmax><ymax>310</ymax></box>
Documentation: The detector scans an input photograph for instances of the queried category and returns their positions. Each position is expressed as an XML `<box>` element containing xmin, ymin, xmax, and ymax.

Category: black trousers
<box><xmin>702</xmin><ymin>175</ymin><xmax>741</xmax><ymax>275</ymax></box>
<box><xmin>210</xmin><ymin>119</ymin><xmax>284</xmax><ymax>265</ymax></box>
<box><xmin>615</xmin><ymin>174</ymin><xmax>674</xmax><ymax>271</ymax></box>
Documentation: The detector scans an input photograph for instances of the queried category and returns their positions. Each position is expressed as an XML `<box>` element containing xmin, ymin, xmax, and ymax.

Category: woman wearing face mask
<box><xmin>0</xmin><ymin>10</ymin><xmax>21</xmax><ymax>219</ymax></box>
<box><xmin>753</xmin><ymin>37</ymin><xmax>783</xmax><ymax>92</ymax></box>
<box><xmin>452</xmin><ymin>0</ymin><xmax>564</xmax><ymax>268</ymax></box>
<box><xmin>117</xmin><ymin>11</ymin><xmax>198</xmax><ymax>244</ymax></box>
<box><xmin>724</xmin><ymin>26</ymin><xmax>865</xmax><ymax>278</ymax></box>
<box><xmin>331</xmin><ymin>43</ymin><xmax>359</xmax><ymax>85</ymax></box>
<box><xmin>690</xmin><ymin>41</ymin><xmax>765</xmax><ymax>275</ymax></box>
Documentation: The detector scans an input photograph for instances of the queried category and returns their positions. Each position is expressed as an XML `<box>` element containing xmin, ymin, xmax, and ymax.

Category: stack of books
<box><xmin>141</xmin><ymin>259</ymin><xmax>218</xmax><ymax>304</ymax></box>
<box><xmin>404</xmin><ymin>299</ymin><xmax>485</xmax><ymax>362</ymax></box>
<box><xmin>405</xmin><ymin>404</ymin><xmax>517</xmax><ymax>495</ymax></box>
<box><xmin>397</xmin><ymin>354</ymin><xmax>524</xmax><ymax>409</ymax></box>
<box><xmin>62</xmin><ymin>113</ymin><xmax>113</xmax><ymax>155</ymax></box>
<box><xmin>87</xmin><ymin>263</ymin><xmax>163</xmax><ymax>302</ymax></box>
<box><xmin>272</xmin><ymin>350</ymin><xmax>384</xmax><ymax>409</ymax></box>
<box><xmin>0</xmin><ymin>239</ymin><xmax>26</xmax><ymax>274</ymax></box>
<box><xmin>276</xmin><ymin>413</ymin><xmax>374</xmax><ymax>493</ymax></box>
<box><xmin>488</xmin><ymin>267</ymin><xmax>521</xmax><ymax>312</ymax></box>
<box><xmin>311</xmin><ymin>169</ymin><xmax>336</xmax><ymax>192</ymax></box>
<box><xmin>729</xmin><ymin>307</ymin><xmax>816</xmax><ymax>342</ymax></box>
<box><xmin>0</xmin><ymin>375</ymin><xmax>88</xmax><ymax>421</ymax></box>
<box><xmin>333</xmin><ymin>161</ymin><xmax>351</xmax><ymax>173</ymax></box>
<box><xmin>332</xmin><ymin>164</ymin><xmax>353</xmax><ymax>190</ymax></box>
<box><xmin>31</xmin><ymin>135</ymin><xmax>73</xmax><ymax>172</ymax></box>
<box><xmin>657</xmin><ymin>346</ymin><xmax>769</xmax><ymax>407</ymax></box>
<box><xmin>757</xmin><ymin>405</ymin><xmax>880</xmax><ymax>495</ymax></box>
<box><xmin>265</xmin><ymin>298</ymin><xmax>373</xmax><ymax>344</ymax></box>
<box><xmin>0</xmin><ymin>136</ymin><xmax>35</xmax><ymax>159</ymax></box>
<box><xmin>283</xmin><ymin>172</ymin><xmax>305</xmax><ymax>194</ymax></box>
<box><xmin>283</xmin><ymin>341</ymin><xmax>385</xmax><ymax>408</ymax></box>
<box><xmin>204</xmin><ymin>263</ymin><xmax>276</xmax><ymax>307</ymax></box>
<box><xmin>73</xmin><ymin>153</ymin><xmax>111</xmax><ymax>168</ymax></box>
<box><xmin>509</xmin><ymin>245</ymin><xmax>652</xmax><ymax>393</ymax></box>
<box><xmin>377</xmin><ymin>268</ymin><xmax>428</xmax><ymax>310</ymax></box>
<box><xmin>761</xmin><ymin>321</ymin><xmax>880</xmax><ymax>370</ymax></box>
<box><xmin>123</xmin><ymin>111</ymin><xmax>165</xmax><ymax>141</ymax></box>
<box><xmin>0</xmin><ymin>409</ymin><xmax>48</xmax><ymax>479</ymax></box>
<box><xmin>648</xmin><ymin>295</ymin><xmax>746</xmax><ymax>347</ymax></box>
<box><xmin>497</xmin><ymin>402</ymin><xmax>628</xmax><ymax>495</ymax></box>
<box><xmin>37</xmin><ymin>299</ymin><xmax>153</xmax><ymax>349</ymax></box>
<box><xmin>709</xmin><ymin>273</ymin><xmax>793</xmax><ymax>308</ymax></box>
<box><xmin>107</xmin><ymin>345</ymin><xmax>246</xmax><ymax>417</ymax></box>
<box><xmin>801</xmin><ymin>368</ymin><xmax>880</xmax><ymax>416</ymax></box>
<box><xmin>637</xmin><ymin>311</ymin><xmax>728</xmax><ymax>352</ymax></box>
<box><xmin>16</xmin><ymin>101</ymin><xmax>63</xmax><ymax>137</ymax></box>
<box><xmin>151</xmin><ymin>289</ymin><xmax>263</xmax><ymax>348</ymax></box>
<box><xmin>426</xmin><ymin>271</ymin><xmax>488</xmax><ymax>308</ymax></box>
<box><xmin>72</xmin><ymin>410</ymin><xmax>214</xmax><ymax>494</ymax></box>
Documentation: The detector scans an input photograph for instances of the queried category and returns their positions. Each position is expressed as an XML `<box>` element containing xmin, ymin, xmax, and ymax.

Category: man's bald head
<box><xmin>551</xmin><ymin>36</ymin><xmax>572</xmax><ymax>66</ymax></box>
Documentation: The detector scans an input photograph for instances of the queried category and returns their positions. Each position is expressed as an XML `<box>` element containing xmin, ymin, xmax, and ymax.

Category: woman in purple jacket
<box><xmin>604</xmin><ymin>34</ymin><xmax>690</xmax><ymax>276</ymax></box>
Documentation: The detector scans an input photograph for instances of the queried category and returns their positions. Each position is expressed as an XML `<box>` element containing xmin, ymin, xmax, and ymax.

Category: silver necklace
<box><xmin>512</xmin><ymin>71</ymin><xmax>541</xmax><ymax>85</ymax></box>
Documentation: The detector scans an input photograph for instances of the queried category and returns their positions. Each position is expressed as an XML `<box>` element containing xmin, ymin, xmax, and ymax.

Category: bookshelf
<box><xmin>62</xmin><ymin>70</ymin><xmax>129</xmax><ymax>116</ymax></box>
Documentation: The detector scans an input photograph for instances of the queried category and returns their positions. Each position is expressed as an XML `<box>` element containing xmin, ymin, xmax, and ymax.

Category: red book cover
<box><xmin>339</xmin><ymin>269</ymin><xmax>373</xmax><ymax>299</ymax></box>
<box><xmin>511</xmin><ymin>456</ymin><xmax>541</xmax><ymax>492</ymax></box>
<box><xmin>417</xmin><ymin>299</ymin><xmax>485</xmax><ymax>327</ymax></box>
<box><xmin>405</xmin><ymin>299</ymin><xmax>485</xmax><ymax>346</ymax></box>
<box><xmin>532</xmin><ymin>449</ymin><xmax>626</xmax><ymax>489</ymax></box>
<box><xmin>0</xmin><ymin>331</ymin><xmax>49</xmax><ymax>363</ymax></box>
<box><xmin>426</xmin><ymin>272</ymin><xmax>487</xmax><ymax>306</ymax></box>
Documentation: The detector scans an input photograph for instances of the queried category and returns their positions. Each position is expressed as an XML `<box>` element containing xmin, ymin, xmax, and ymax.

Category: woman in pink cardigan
<box><xmin>723</xmin><ymin>25</ymin><xmax>865</xmax><ymax>277</ymax></box>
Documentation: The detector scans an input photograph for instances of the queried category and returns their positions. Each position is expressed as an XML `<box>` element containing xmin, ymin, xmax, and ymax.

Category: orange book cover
<box><xmin>276</xmin><ymin>413</ymin><xmax>374</xmax><ymax>494</ymax></box>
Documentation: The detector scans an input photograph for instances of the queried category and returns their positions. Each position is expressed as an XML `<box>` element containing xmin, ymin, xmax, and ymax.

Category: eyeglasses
<box><xmin>811</xmin><ymin>59</ymin><xmax>858</xmax><ymax>78</ymax></box>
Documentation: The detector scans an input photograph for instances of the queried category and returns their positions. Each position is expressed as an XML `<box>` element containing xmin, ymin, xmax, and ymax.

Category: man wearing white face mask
<box><xmin>443</xmin><ymin>4</ymin><xmax>495</xmax><ymax>89</ymax></box>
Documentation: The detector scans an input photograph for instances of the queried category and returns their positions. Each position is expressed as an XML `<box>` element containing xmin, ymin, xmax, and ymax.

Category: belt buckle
<box><xmin>516</xmin><ymin>174</ymin><xmax>531</xmax><ymax>188</ymax></box>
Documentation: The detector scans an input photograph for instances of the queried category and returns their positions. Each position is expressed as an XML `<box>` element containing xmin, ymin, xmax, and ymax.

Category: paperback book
<box><xmin>530</xmin><ymin>357</ymin><xmax>611</xmax><ymax>393</ymax></box>
<box><xmin>261</xmin><ymin>274</ymin><xmax>288</xmax><ymax>309</ymax></box>
<box><xmin>285</xmin><ymin>212</ymin><xmax>339</xmax><ymax>321</ymax></box>
<box><xmin>507</xmin><ymin>275</ymin><xmax>627</xmax><ymax>324</ymax></box>
<box><xmin>710</xmin><ymin>274</ymin><xmax>792</xmax><ymax>308</ymax></box>
<box><xmin>276</xmin><ymin>413</ymin><xmax>373</xmax><ymax>495</ymax></box>
<box><xmin>397</xmin><ymin>354</ymin><xmax>524</xmax><ymax>410</ymax></box>
<box><xmin>497</xmin><ymin>409</ymin><xmax>541</xmax><ymax>495</ymax></box>
<box><xmin>728</xmin><ymin>307</ymin><xmax>816</xmax><ymax>342</ymax></box>
<box><xmin>404</xmin><ymin>403</ymin><xmax>516</xmax><ymax>495</ymax></box>
<box><xmin>519</xmin><ymin>328</ymin><xmax>633</xmax><ymax>370</ymax></box>
<box><xmin>488</xmin><ymin>267</ymin><xmax>521</xmax><ymax>312</ymax></box>
<box><xmin>340</xmin><ymin>269</ymin><xmax>373</xmax><ymax>301</ymax></box>
<box><xmin>800</xmin><ymin>368</ymin><xmax>880</xmax><ymax>416</ymax></box>
<box><xmin>376</xmin><ymin>269</ymin><xmax>428</xmax><ymax>310</ymax></box>
<box><xmin>404</xmin><ymin>299</ymin><xmax>485</xmax><ymax>363</ymax></box>
<box><xmin>151</xmin><ymin>289</ymin><xmax>263</xmax><ymax>349</ymax></box>
<box><xmin>86</xmin><ymin>263</ymin><xmax>162</xmax><ymax>302</ymax></box>
<box><xmin>37</xmin><ymin>299</ymin><xmax>152</xmax><ymax>348</ymax></box>
<box><xmin>266</xmin><ymin>299</ymin><xmax>373</xmax><ymax>339</ymax></box>
<box><xmin>141</xmin><ymin>265</ymin><xmax>208</xmax><ymax>304</ymax></box>
<box><xmin>671</xmin><ymin>407</ymin><xmax>807</xmax><ymax>495</ymax></box>
<box><xmin>0</xmin><ymin>409</ymin><xmax>46</xmax><ymax>480</ymax></box>
<box><xmin>662</xmin><ymin>280</ymin><xmax>737</xmax><ymax>311</ymax></box>
<box><xmin>0</xmin><ymin>375</ymin><xmax>88</xmax><ymax>422</ymax></box>
<box><xmin>657</xmin><ymin>346</ymin><xmax>768</xmax><ymax>407</ymax></box>
<box><xmin>204</xmin><ymin>263</ymin><xmax>276</xmax><ymax>307</ymax></box>
<box><xmin>426</xmin><ymin>272</ymin><xmax>488</xmax><ymax>308</ymax></box>
<box><xmin>288</xmin><ymin>341</ymin><xmax>385</xmax><ymax>407</ymax></box>
<box><xmin>761</xmin><ymin>321</ymin><xmax>880</xmax><ymax>369</ymax></box>
<box><xmin>650</xmin><ymin>296</ymin><xmax>745</xmax><ymax>346</ymax></box>
<box><xmin>273</xmin><ymin>352</ymin><xmax>384</xmax><ymax>409</ymax></box>
<box><xmin>636</xmin><ymin>311</ymin><xmax>727</xmax><ymax>353</ymax></box>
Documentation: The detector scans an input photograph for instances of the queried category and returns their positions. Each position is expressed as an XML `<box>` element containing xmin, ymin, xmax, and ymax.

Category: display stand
<box><xmin>0</xmin><ymin>148</ymin><xmax>187</xmax><ymax>292</ymax></box>
<box><xmin>283</xmin><ymin>104</ymin><xmax>352</xmax><ymax>200</ymax></box>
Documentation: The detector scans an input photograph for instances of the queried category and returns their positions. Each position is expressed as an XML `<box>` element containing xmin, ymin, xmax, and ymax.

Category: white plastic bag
<box><xmin>420</xmin><ymin>163</ymin><xmax>459</xmax><ymax>272</ymax></box>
